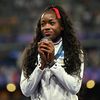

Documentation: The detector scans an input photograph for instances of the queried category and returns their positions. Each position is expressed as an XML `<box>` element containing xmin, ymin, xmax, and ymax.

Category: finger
<box><xmin>48</xmin><ymin>41</ymin><xmax>54</xmax><ymax>47</ymax></box>
<box><xmin>39</xmin><ymin>45</ymin><xmax>54</xmax><ymax>55</ymax></box>
<box><xmin>38</xmin><ymin>46</ymin><xmax>44</xmax><ymax>55</ymax></box>
<box><xmin>41</xmin><ymin>42</ymin><xmax>54</xmax><ymax>50</ymax></box>
<box><xmin>39</xmin><ymin>43</ymin><xmax>50</xmax><ymax>50</ymax></box>
<box><xmin>38</xmin><ymin>47</ymin><xmax>47</xmax><ymax>61</ymax></box>
<box><xmin>38</xmin><ymin>42</ymin><xmax>44</xmax><ymax>46</ymax></box>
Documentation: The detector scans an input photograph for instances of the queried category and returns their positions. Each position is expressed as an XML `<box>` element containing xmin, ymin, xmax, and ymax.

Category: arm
<box><xmin>20</xmin><ymin>65</ymin><xmax>44</xmax><ymax>97</ymax></box>
<box><xmin>50</xmin><ymin>61</ymin><xmax>84</xmax><ymax>94</ymax></box>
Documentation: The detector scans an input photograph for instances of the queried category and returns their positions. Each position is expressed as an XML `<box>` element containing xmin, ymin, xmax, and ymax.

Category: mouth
<box><xmin>43</xmin><ymin>31</ymin><xmax>53</xmax><ymax>36</ymax></box>
<box><xmin>45</xmin><ymin>34</ymin><xmax>51</xmax><ymax>38</ymax></box>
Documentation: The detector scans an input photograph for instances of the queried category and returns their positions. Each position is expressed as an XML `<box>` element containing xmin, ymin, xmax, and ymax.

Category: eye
<box><xmin>50</xmin><ymin>21</ymin><xmax>55</xmax><ymax>25</ymax></box>
<box><xmin>41</xmin><ymin>22</ymin><xmax>45</xmax><ymax>27</ymax></box>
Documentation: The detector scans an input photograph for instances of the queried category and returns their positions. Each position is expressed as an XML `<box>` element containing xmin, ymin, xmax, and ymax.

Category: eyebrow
<box><xmin>41</xmin><ymin>18</ymin><xmax>57</xmax><ymax>22</ymax></box>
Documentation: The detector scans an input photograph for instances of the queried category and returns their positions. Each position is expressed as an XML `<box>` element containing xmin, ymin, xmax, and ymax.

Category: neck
<box><xmin>53</xmin><ymin>37</ymin><xmax>62</xmax><ymax>45</ymax></box>
<box><xmin>52</xmin><ymin>35</ymin><xmax>61</xmax><ymax>42</ymax></box>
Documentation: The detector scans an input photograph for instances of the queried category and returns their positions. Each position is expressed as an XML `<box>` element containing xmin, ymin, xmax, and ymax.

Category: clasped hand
<box><xmin>38</xmin><ymin>39</ymin><xmax>55</xmax><ymax>69</ymax></box>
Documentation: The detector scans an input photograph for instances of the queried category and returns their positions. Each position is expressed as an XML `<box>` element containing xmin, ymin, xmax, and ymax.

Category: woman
<box><xmin>20</xmin><ymin>5</ymin><xmax>84</xmax><ymax>100</ymax></box>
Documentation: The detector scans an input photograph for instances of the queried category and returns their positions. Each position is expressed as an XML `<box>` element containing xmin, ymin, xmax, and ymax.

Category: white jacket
<box><xmin>20</xmin><ymin>39</ymin><xmax>84</xmax><ymax>100</ymax></box>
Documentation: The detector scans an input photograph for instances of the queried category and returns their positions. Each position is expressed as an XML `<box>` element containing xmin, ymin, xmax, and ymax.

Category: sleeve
<box><xmin>20</xmin><ymin>65</ymin><xmax>44</xmax><ymax>97</ymax></box>
<box><xmin>50</xmin><ymin>57</ymin><xmax>84</xmax><ymax>94</ymax></box>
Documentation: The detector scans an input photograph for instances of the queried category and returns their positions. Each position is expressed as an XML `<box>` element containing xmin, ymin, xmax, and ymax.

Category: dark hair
<box><xmin>21</xmin><ymin>5</ymin><xmax>83</xmax><ymax>78</ymax></box>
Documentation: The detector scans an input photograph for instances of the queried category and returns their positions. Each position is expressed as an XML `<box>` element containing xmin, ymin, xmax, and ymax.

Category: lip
<box><xmin>44</xmin><ymin>31</ymin><xmax>53</xmax><ymax>35</ymax></box>
<box><xmin>44</xmin><ymin>31</ymin><xmax>53</xmax><ymax>36</ymax></box>
<box><xmin>45</xmin><ymin>32</ymin><xmax>51</xmax><ymax>35</ymax></box>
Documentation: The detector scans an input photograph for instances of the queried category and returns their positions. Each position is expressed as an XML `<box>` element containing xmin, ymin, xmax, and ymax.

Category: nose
<box><xmin>43</xmin><ymin>23</ymin><xmax>51</xmax><ymax>30</ymax></box>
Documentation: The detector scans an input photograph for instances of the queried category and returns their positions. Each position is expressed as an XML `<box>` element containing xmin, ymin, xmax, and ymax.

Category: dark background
<box><xmin>0</xmin><ymin>0</ymin><xmax>100</xmax><ymax>100</ymax></box>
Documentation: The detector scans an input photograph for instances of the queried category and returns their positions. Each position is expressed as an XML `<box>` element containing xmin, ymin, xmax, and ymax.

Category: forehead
<box><xmin>41</xmin><ymin>10</ymin><xmax>57</xmax><ymax>20</ymax></box>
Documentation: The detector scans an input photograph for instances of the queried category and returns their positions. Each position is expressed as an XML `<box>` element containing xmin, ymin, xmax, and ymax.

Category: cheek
<box><xmin>53</xmin><ymin>30</ymin><xmax>61</xmax><ymax>38</ymax></box>
<box><xmin>55</xmin><ymin>26</ymin><xmax>62</xmax><ymax>33</ymax></box>
<box><xmin>41</xmin><ymin>27</ymin><xmax>44</xmax><ymax>34</ymax></box>
<box><xmin>55</xmin><ymin>23</ymin><xmax>63</xmax><ymax>31</ymax></box>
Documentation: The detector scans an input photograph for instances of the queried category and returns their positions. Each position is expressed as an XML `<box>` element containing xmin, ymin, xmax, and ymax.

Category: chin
<box><xmin>45</xmin><ymin>35</ymin><xmax>53</xmax><ymax>40</ymax></box>
<box><xmin>44</xmin><ymin>35</ymin><xmax>57</xmax><ymax>42</ymax></box>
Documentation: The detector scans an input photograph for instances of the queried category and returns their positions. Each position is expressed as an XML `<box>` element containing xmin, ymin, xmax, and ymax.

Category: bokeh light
<box><xmin>86</xmin><ymin>80</ymin><xmax>95</xmax><ymax>89</ymax></box>
<box><xmin>6</xmin><ymin>83</ymin><xmax>16</xmax><ymax>92</ymax></box>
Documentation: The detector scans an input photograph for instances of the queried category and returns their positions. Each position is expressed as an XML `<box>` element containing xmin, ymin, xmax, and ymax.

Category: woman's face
<box><xmin>40</xmin><ymin>10</ymin><xmax>63</xmax><ymax>42</ymax></box>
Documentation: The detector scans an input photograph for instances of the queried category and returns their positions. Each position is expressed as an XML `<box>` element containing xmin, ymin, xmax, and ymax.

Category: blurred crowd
<box><xmin>0</xmin><ymin>0</ymin><xmax>100</xmax><ymax>100</ymax></box>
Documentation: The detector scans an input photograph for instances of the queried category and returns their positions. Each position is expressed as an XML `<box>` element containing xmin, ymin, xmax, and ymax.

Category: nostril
<box><xmin>44</xmin><ymin>28</ymin><xmax>51</xmax><ymax>31</ymax></box>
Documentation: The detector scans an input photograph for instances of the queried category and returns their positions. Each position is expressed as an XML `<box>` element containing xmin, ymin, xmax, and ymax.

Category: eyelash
<box><xmin>41</xmin><ymin>23</ymin><xmax>45</xmax><ymax>26</ymax></box>
<box><xmin>41</xmin><ymin>21</ymin><xmax>56</xmax><ymax>27</ymax></box>
<box><xmin>50</xmin><ymin>22</ymin><xmax>55</xmax><ymax>25</ymax></box>
<box><xmin>41</xmin><ymin>22</ymin><xmax>55</xmax><ymax>26</ymax></box>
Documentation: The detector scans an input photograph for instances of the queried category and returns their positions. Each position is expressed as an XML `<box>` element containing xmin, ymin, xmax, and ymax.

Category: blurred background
<box><xmin>0</xmin><ymin>0</ymin><xmax>100</xmax><ymax>100</ymax></box>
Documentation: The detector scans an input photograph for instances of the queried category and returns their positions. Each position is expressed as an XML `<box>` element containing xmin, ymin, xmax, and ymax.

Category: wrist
<box><xmin>47</xmin><ymin>59</ymin><xmax>57</xmax><ymax>68</ymax></box>
<box><xmin>39</xmin><ymin>61</ymin><xmax>46</xmax><ymax>70</ymax></box>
